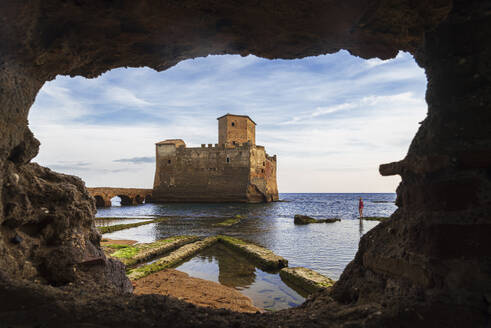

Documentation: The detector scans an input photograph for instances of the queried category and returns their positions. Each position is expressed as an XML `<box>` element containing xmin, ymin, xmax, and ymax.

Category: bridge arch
<box><xmin>93</xmin><ymin>195</ymin><xmax>108</xmax><ymax>208</ymax></box>
<box><xmin>87</xmin><ymin>188</ymin><xmax>153</xmax><ymax>208</ymax></box>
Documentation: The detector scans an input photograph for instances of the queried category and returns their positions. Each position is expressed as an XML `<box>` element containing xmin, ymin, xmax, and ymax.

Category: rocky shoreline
<box><xmin>102</xmin><ymin>234</ymin><xmax>334</xmax><ymax>312</ymax></box>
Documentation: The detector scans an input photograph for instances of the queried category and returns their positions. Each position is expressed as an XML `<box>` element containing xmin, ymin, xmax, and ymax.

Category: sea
<box><xmin>97</xmin><ymin>193</ymin><xmax>396</xmax><ymax>310</ymax></box>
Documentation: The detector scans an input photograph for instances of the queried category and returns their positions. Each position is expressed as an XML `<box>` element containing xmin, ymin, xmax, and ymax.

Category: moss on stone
<box><xmin>104</xmin><ymin>244</ymin><xmax>132</xmax><ymax>250</ymax></box>
<box><xmin>216</xmin><ymin>235</ymin><xmax>248</xmax><ymax>245</ymax></box>
<box><xmin>111</xmin><ymin>246</ymin><xmax>139</xmax><ymax>259</ymax></box>
<box><xmin>213</xmin><ymin>218</ymin><xmax>239</xmax><ymax>226</ymax></box>
<box><xmin>128</xmin><ymin>237</ymin><xmax>218</xmax><ymax>280</ymax></box>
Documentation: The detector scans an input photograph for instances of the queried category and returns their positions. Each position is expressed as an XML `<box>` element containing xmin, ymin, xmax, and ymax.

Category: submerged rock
<box><xmin>294</xmin><ymin>215</ymin><xmax>340</xmax><ymax>225</ymax></box>
<box><xmin>280</xmin><ymin>267</ymin><xmax>335</xmax><ymax>294</ymax></box>
<box><xmin>217</xmin><ymin>235</ymin><xmax>288</xmax><ymax>270</ymax></box>
<box><xmin>212</xmin><ymin>215</ymin><xmax>242</xmax><ymax>227</ymax></box>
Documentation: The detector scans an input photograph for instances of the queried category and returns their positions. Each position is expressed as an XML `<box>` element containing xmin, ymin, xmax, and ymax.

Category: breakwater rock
<box><xmin>280</xmin><ymin>267</ymin><xmax>335</xmax><ymax>294</ymax></box>
<box><xmin>294</xmin><ymin>215</ymin><xmax>341</xmax><ymax>225</ymax></box>
<box><xmin>217</xmin><ymin>235</ymin><xmax>288</xmax><ymax>270</ymax></box>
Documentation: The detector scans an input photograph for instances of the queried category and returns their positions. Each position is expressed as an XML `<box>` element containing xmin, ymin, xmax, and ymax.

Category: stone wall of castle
<box><xmin>152</xmin><ymin>142</ymin><xmax>278</xmax><ymax>203</ymax></box>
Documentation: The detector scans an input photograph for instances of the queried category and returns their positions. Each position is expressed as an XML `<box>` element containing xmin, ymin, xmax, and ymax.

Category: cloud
<box><xmin>114</xmin><ymin>156</ymin><xmax>155</xmax><ymax>164</ymax></box>
<box><xmin>104</xmin><ymin>86</ymin><xmax>153</xmax><ymax>107</ymax></box>
<box><xmin>47</xmin><ymin>161</ymin><xmax>92</xmax><ymax>171</ymax></box>
<box><xmin>29</xmin><ymin>50</ymin><xmax>427</xmax><ymax>192</ymax></box>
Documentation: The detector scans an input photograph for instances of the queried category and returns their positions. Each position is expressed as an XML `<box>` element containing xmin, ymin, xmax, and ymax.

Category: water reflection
<box><xmin>99</xmin><ymin>193</ymin><xmax>393</xmax><ymax>279</ymax></box>
<box><xmin>175</xmin><ymin>243</ymin><xmax>305</xmax><ymax>311</ymax></box>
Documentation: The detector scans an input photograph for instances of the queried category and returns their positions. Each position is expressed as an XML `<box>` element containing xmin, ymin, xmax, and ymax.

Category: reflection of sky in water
<box><xmin>102</xmin><ymin>223</ymin><xmax>159</xmax><ymax>243</ymax></box>
<box><xmin>175</xmin><ymin>244</ymin><xmax>305</xmax><ymax>311</ymax></box>
<box><xmin>99</xmin><ymin>193</ymin><xmax>392</xmax><ymax>279</ymax></box>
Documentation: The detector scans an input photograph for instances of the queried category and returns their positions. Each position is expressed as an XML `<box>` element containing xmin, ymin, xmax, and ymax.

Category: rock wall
<box><xmin>331</xmin><ymin>1</ymin><xmax>491</xmax><ymax>325</ymax></box>
<box><xmin>248</xmin><ymin>147</ymin><xmax>279</xmax><ymax>202</ymax></box>
<box><xmin>0</xmin><ymin>0</ymin><xmax>489</xmax><ymax>326</ymax></box>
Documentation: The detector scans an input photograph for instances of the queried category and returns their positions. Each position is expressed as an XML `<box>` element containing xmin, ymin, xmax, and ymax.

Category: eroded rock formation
<box><xmin>0</xmin><ymin>0</ymin><xmax>489</xmax><ymax>326</ymax></box>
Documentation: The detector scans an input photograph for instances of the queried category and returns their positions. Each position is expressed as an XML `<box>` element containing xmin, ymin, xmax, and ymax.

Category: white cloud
<box><xmin>29</xmin><ymin>51</ymin><xmax>427</xmax><ymax>192</ymax></box>
<box><xmin>104</xmin><ymin>86</ymin><xmax>153</xmax><ymax>107</ymax></box>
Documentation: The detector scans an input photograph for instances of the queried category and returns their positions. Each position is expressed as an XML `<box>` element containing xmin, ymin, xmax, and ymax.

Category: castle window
<box><xmin>226</xmin><ymin>157</ymin><xmax>230</xmax><ymax>163</ymax></box>
<box><xmin>261</xmin><ymin>169</ymin><xmax>265</xmax><ymax>173</ymax></box>
<box><xmin>263</xmin><ymin>161</ymin><xmax>265</xmax><ymax>166</ymax></box>
<box><xmin>231</xmin><ymin>122</ymin><xmax>235</xmax><ymax>127</ymax></box>
<box><xmin>168</xmin><ymin>160</ymin><xmax>171</xmax><ymax>164</ymax></box>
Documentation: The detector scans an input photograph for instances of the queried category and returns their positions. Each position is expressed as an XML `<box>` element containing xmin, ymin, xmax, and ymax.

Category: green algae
<box><xmin>217</xmin><ymin>235</ymin><xmax>247</xmax><ymax>245</ymax></box>
<box><xmin>213</xmin><ymin>215</ymin><xmax>243</xmax><ymax>227</ymax></box>
<box><xmin>97</xmin><ymin>217</ymin><xmax>167</xmax><ymax>234</ymax></box>
<box><xmin>95</xmin><ymin>217</ymin><xmax>154</xmax><ymax>220</ymax></box>
<box><xmin>103</xmin><ymin>244</ymin><xmax>132</xmax><ymax>250</ymax></box>
<box><xmin>361</xmin><ymin>216</ymin><xmax>389</xmax><ymax>221</ymax></box>
<box><xmin>217</xmin><ymin>235</ymin><xmax>287</xmax><ymax>270</ymax></box>
<box><xmin>127</xmin><ymin>237</ymin><xmax>218</xmax><ymax>280</ymax></box>
<box><xmin>111</xmin><ymin>236</ymin><xmax>199</xmax><ymax>267</ymax></box>
<box><xmin>111</xmin><ymin>246</ymin><xmax>139</xmax><ymax>259</ymax></box>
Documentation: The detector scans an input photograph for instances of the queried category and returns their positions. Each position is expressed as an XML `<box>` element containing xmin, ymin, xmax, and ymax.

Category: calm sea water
<box><xmin>98</xmin><ymin>193</ymin><xmax>396</xmax><ymax>310</ymax></box>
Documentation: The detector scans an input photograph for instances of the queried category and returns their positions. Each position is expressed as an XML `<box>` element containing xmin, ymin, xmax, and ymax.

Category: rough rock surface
<box><xmin>87</xmin><ymin>187</ymin><xmax>153</xmax><ymax>207</ymax></box>
<box><xmin>133</xmin><ymin>269</ymin><xmax>262</xmax><ymax>313</ymax></box>
<box><xmin>218</xmin><ymin>236</ymin><xmax>288</xmax><ymax>270</ymax></box>
<box><xmin>280</xmin><ymin>267</ymin><xmax>336</xmax><ymax>294</ymax></box>
<box><xmin>128</xmin><ymin>237</ymin><xmax>218</xmax><ymax>280</ymax></box>
<box><xmin>0</xmin><ymin>0</ymin><xmax>489</xmax><ymax>327</ymax></box>
<box><xmin>294</xmin><ymin>214</ymin><xmax>341</xmax><ymax>224</ymax></box>
<box><xmin>110</xmin><ymin>236</ymin><xmax>199</xmax><ymax>268</ymax></box>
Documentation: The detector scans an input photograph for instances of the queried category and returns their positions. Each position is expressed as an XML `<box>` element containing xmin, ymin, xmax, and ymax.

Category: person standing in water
<box><xmin>358</xmin><ymin>197</ymin><xmax>364</xmax><ymax>218</ymax></box>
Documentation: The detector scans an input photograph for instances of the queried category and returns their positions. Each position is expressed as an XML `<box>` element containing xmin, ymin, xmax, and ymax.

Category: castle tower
<box><xmin>217</xmin><ymin>114</ymin><xmax>256</xmax><ymax>146</ymax></box>
<box><xmin>153</xmin><ymin>115</ymin><xmax>278</xmax><ymax>203</ymax></box>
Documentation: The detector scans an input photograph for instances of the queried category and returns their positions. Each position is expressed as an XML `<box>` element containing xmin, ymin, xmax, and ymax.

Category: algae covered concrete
<box><xmin>294</xmin><ymin>215</ymin><xmax>341</xmax><ymax>225</ymax></box>
<box><xmin>280</xmin><ymin>267</ymin><xmax>335</xmax><ymax>295</ymax></box>
<box><xmin>97</xmin><ymin>217</ymin><xmax>167</xmax><ymax>234</ymax></box>
<box><xmin>110</xmin><ymin>236</ymin><xmax>199</xmax><ymax>268</ymax></box>
<box><xmin>217</xmin><ymin>235</ymin><xmax>288</xmax><ymax>270</ymax></box>
<box><xmin>128</xmin><ymin>237</ymin><xmax>219</xmax><ymax>280</ymax></box>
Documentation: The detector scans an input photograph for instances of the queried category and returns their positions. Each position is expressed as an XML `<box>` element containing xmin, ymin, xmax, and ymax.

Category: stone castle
<box><xmin>152</xmin><ymin>114</ymin><xmax>279</xmax><ymax>203</ymax></box>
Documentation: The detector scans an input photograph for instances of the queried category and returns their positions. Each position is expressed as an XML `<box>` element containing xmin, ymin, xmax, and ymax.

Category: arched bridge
<box><xmin>87</xmin><ymin>187</ymin><xmax>153</xmax><ymax>207</ymax></box>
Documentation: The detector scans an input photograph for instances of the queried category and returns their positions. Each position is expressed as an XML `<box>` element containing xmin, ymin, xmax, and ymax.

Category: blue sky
<box><xmin>29</xmin><ymin>50</ymin><xmax>427</xmax><ymax>192</ymax></box>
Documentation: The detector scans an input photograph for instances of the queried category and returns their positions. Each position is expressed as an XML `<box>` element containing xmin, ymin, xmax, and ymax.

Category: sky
<box><xmin>29</xmin><ymin>50</ymin><xmax>427</xmax><ymax>192</ymax></box>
